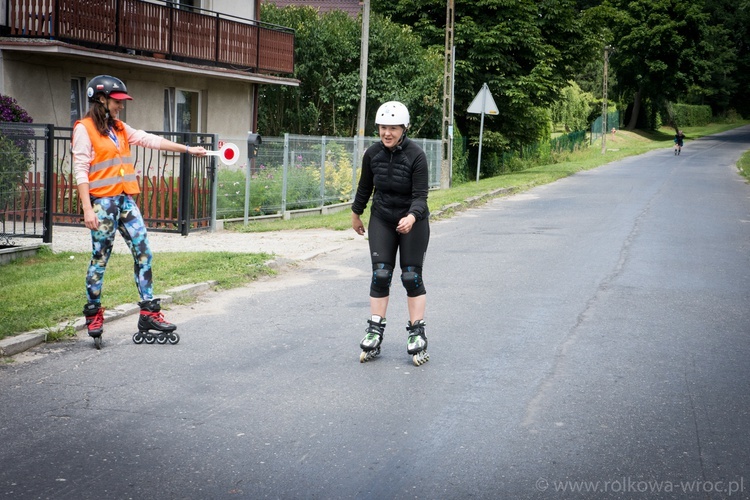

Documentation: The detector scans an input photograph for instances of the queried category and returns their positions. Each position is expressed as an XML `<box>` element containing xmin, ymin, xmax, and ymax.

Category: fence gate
<box><xmin>0</xmin><ymin>123</ymin><xmax>53</xmax><ymax>246</ymax></box>
<box><xmin>53</xmin><ymin>128</ymin><xmax>216</xmax><ymax>235</ymax></box>
<box><xmin>0</xmin><ymin>124</ymin><xmax>217</xmax><ymax>248</ymax></box>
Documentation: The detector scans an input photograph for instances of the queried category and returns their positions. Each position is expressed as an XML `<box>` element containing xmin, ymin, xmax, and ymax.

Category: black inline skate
<box><xmin>83</xmin><ymin>302</ymin><xmax>105</xmax><ymax>349</ymax></box>
<box><xmin>359</xmin><ymin>315</ymin><xmax>386</xmax><ymax>363</ymax></box>
<box><xmin>132</xmin><ymin>298</ymin><xmax>179</xmax><ymax>345</ymax></box>
<box><xmin>406</xmin><ymin>319</ymin><xmax>429</xmax><ymax>366</ymax></box>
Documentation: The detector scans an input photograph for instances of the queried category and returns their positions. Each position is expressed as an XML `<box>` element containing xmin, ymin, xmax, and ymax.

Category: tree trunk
<box><xmin>626</xmin><ymin>88</ymin><xmax>642</xmax><ymax>130</ymax></box>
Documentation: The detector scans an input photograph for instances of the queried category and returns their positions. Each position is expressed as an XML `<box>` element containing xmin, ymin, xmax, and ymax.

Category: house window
<box><xmin>176</xmin><ymin>0</ymin><xmax>199</xmax><ymax>12</ymax></box>
<box><xmin>164</xmin><ymin>88</ymin><xmax>201</xmax><ymax>133</ymax></box>
<box><xmin>70</xmin><ymin>77</ymin><xmax>86</xmax><ymax>125</ymax></box>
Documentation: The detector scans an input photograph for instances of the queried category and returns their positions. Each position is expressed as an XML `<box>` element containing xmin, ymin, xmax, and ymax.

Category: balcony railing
<box><xmin>3</xmin><ymin>0</ymin><xmax>295</xmax><ymax>75</ymax></box>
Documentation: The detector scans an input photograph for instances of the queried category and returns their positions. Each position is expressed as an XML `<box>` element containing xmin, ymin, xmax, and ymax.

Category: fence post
<box><xmin>179</xmin><ymin>132</ymin><xmax>191</xmax><ymax>236</ymax></box>
<box><xmin>320</xmin><ymin>136</ymin><xmax>326</xmax><ymax>207</ymax></box>
<box><xmin>282</xmin><ymin>133</ymin><xmax>289</xmax><ymax>214</ymax></box>
<box><xmin>351</xmin><ymin>138</ymin><xmax>358</xmax><ymax>201</ymax></box>
<box><xmin>244</xmin><ymin>147</ymin><xmax>251</xmax><ymax>225</ymax></box>
<box><xmin>43</xmin><ymin>124</ymin><xmax>54</xmax><ymax>243</ymax></box>
<box><xmin>210</xmin><ymin>133</ymin><xmax>218</xmax><ymax>231</ymax></box>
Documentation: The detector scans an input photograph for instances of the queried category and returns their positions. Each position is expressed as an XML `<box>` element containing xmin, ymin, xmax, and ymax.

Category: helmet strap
<box><xmin>398</xmin><ymin>126</ymin><xmax>407</xmax><ymax>143</ymax></box>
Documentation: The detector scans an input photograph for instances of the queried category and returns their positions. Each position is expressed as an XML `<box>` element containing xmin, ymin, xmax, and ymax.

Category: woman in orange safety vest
<box><xmin>72</xmin><ymin>75</ymin><xmax>207</xmax><ymax>349</ymax></box>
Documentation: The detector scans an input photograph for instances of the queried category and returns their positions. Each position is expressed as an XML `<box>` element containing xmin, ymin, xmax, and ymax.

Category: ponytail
<box><xmin>84</xmin><ymin>98</ymin><xmax>123</xmax><ymax>136</ymax></box>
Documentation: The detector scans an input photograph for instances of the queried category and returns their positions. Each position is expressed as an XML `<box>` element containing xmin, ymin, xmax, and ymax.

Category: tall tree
<box><xmin>258</xmin><ymin>5</ymin><xmax>360</xmax><ymax>136</ymax></box>
<box><xmin>374</xmin><ymin>0</ymin><xmax>597</xmax><ymax>148</ymax></box>
<box><xmin>365</xmin><ymin>15</ymin><xmax>443</xmax><ymax>138</ymax></box>
<box><xmin>702</xmin><ymin>0</ymin><xmax>747</xmax><ymax>116</ymax></box>
<box><xmin>601</xmin><ymin>0</ymin><xmax>735</xmax><ymax>129</ymax></box>
<box><xmin>258</xmin><ymin>4</ymin><xmax>442</xmax><ymax>137</ymax></box>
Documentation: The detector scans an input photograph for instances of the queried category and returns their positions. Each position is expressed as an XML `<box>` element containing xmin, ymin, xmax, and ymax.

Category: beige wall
<box><xmin>0</xmin><ymin>52</ymin><xmax>255</xmax><ymax>143</ymax></box>
<box><xmin>0</xmin><ymin>56</ymin><xmax>70</xmax><ymax>127</ymax></box>
<box><xmin>204</xmin><ymin>0</ymin><xmax>257</xmax><ymax>19</ymax></box>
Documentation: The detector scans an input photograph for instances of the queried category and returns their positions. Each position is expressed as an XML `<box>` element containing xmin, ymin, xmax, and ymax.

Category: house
<box><xmin>263</xmin><ymin>0</ymin><xmax>361</xmax><ymax>18</ymax></box>
<box><xmin>0</xmin><ymin>0</ymin><xmax>298</xmax><ymax>142</ymax></box>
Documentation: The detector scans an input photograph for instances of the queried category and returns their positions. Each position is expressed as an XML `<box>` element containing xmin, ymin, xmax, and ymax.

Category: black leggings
<box><xmin>367</xmin><ymin>214</ymin><xmax>430</xmax><ymax>298</ymax></box>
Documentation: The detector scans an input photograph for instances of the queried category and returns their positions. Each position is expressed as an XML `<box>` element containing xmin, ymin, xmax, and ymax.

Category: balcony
<box><xmin>2</xmin><ymin>0</ymin><xmax>295</xmax><ymax>75</ymax></box>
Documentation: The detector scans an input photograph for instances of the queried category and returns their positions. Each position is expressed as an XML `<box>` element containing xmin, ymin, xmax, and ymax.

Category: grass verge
<box><xmin>0</xmin><ymin>248</ymin><xmax>273</xmax><ymax>340</ymax></box>
<box><xmin>738</xmin><ymin>149</ymin><xmax>750</xmax><ymax>181</ymax></box>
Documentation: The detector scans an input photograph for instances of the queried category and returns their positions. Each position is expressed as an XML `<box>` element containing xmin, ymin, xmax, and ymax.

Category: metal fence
<box><xmin>0</xmin><ymin>122</ymin><xmax>53</xmax><ymax>245</ymax></box>
<box><xmin>591</xmin><ymin>111</ymin><xmax>621</xmax><ymax>144</ymax></box>
<box><xmin>0</xmin><ymin>123</ymin><xmax>216</xmax><ymax>247</ymax></box>
<box><xmin>52</xmin><ymin>128</ymin><xmax>217</xmax><ymax>235</ymax></box>
<box><xmin>215</xmin><ymin>133</ymin><xmax>442</xmax><ymax>220</ymax></box>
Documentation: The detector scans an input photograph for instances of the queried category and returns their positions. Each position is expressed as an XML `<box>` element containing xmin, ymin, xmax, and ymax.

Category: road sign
<box><xmin>467</xmin><ymin>83</ymin><xmax>498</xmax><ymax>182</ymax></box>
<box><xmin>468</xmin><ymin>83</ymin><xmax>499</xmax><ymax>115</ymax></box>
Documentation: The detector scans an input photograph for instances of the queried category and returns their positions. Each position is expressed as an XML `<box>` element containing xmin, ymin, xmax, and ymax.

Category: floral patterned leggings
<box><xmin>85</xmin><ymin>194</ymin><xmax>153</xmax><ymax>305</ymax></box>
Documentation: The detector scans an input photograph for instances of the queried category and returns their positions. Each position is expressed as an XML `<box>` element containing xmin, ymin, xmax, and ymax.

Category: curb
<box><xmin>430</xmin><ymin>187</ymin><xmax>516</xmax><ymax>218</ymax></box>
<box><xmin>0</xmin><ymin>281</ymin><xmax>217</xmax><ymax>357</ymax></box>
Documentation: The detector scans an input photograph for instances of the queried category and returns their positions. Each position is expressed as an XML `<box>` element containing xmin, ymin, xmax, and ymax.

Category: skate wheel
<box><xmin>144</xmin><ymin>332</ymin><xmax>156</xmax><ymax>344</ymax></box>
<box><xmin>132</xmin><ymin>332</ymin><xmax>144</xmax><ymax>344</ymax></box>
<box><xmin>168</xmin><ymin>333</ymin><xmax>180</xmax><ymax>345</ymax></box>
<box><xmin>412</xmin><ymin>351</ymin><xmax>430</xmax><ymax>366</ymax></box>
<box><xmin>359</xmin><ymin>348</ymin><xmax>380</xmax><ymax>363</ymax></box>
<box><xmin>156</xmin><ymin>333</ymin><xmax>167</xmax><ymax>344</ymax></box>
<box><xmin>94</xmin><ymin>336</ymin><xmax>102</xmax><ymax>350</ymax></box>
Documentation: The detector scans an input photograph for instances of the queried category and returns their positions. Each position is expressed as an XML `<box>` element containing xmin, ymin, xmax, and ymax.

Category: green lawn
<box><xmin>0</xmin><ymin>250</ymin><xmax>273</xmax><ymax>340</ymax></box>
<box><xmin>738</xmin><ymin>149</ymin><xmax>750</xmax><ymax>181</ymax></box>
<box><xmin>1</xmin><ymin>121</ymin><xmax>747</xmax><ymax>342</ymax></box>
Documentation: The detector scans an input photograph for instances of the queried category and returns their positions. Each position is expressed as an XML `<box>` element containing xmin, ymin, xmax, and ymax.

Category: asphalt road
<box><xmin>2</xmin><ymin>127</ymin><xmax>750</xmax><ymax>499</ymax></box>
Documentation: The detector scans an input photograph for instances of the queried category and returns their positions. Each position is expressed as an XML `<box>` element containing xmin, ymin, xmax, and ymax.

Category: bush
<box><xmin>322</xmin><ymin>142</ymin><xmax>355</xmax><ymax>202</ymax></box>
<box><xmin>0</xmin><ymin>96</ymin><xmax>33</xmax><ymax>210</ymax></box>
<box><xmin>670</xmin><ymin>103</ymin><xmax>712</xmax><ymax>128</ymax></box>
<box><xmin>451</xmin><ymin>126</ymin><xmax>470</xmax><ymax>184</ymax></box>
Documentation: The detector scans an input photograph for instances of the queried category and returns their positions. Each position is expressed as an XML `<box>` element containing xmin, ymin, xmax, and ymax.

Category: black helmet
<box><xmin>86</xmin><ymin>75</ymin><xmax>133</xmax><ymax>103</ymax></box>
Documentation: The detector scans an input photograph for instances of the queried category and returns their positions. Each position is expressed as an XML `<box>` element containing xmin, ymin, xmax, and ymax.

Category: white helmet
<box><xmin>375</xmin><ymin>101</ymin><xmax>410</xmax><ymax>129</ymax></box>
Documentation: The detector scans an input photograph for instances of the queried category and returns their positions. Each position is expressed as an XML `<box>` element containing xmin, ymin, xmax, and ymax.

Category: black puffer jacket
<box><xmin>351</xmin><ymin>137</ymin><xmax>429</xmax><ymax>225</ymax></box>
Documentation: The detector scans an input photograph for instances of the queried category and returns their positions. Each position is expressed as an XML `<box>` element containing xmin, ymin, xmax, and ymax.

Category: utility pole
<box><xmin>601</xmin><ymin>45</ymin><xmax>613</xmax><ymax>155</ymax></box>
<box><xmin>357</xmin><ymin>0</ymin><xmax>370</xmax><ymax>153</ymax></box>
<box><xmin>440</xmin><ymin>0</ymin><xmax>455</xmax><ymax>189</ymax></box>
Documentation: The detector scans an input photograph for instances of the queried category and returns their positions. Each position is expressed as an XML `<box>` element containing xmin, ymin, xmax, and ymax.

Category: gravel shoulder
<box><xmin>49</xmin><ymin>224</ymin><xmax>362</xmax><ymax>261</ymax></box>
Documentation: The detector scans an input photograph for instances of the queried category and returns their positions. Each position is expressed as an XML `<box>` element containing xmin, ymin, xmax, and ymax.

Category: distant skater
<box><xmin>674</xmin><ymin>130</ymin><xmax>685</xmax><ymax>155</ymax></box>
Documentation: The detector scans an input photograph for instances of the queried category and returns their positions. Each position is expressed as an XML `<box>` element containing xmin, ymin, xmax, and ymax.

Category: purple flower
<box><xmin>0</xmin><ymin>95</ymin><xmax>33</xmax><ymax>123</ymax></box>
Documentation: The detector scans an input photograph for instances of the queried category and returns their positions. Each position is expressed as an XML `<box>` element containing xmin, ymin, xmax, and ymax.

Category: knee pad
<box><xmin>370</xmin><ymin>263</ymin><xmax>393</xmax><ymax>298</ymax></box>
<box><xmin>401</xmin><ymin>266</ymin><xmax>426</xmax><ymax>297</ymax></box>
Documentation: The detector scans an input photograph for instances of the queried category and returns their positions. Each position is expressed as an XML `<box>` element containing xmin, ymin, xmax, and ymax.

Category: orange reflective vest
<box><xmin>76</xmin><ymin>117</ymin><xmax>140</xmax><ymax>197</ymax></box>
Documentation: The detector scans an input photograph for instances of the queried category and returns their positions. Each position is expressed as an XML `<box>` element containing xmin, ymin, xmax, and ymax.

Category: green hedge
<box><xmin>671</xmin><ymin>104</ymin><xmax>712</xmax><ymax>127</ymax></box>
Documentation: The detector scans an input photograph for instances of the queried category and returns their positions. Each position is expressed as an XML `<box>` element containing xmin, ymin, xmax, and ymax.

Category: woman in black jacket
<box><xmin>351</xmin><ymin>101</ymin><xmax>431</xmax><ymax>366</ymax></box>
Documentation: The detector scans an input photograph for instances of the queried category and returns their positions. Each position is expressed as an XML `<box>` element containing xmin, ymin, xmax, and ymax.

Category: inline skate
<box><xmin>406</xmin><ymin>319</ymin><xmax>429</xmax><ymax>366</ymax></box>
<box><xmin>83</xmin><ymin>302</ymin><xmax>105</xmax><ymax>350</ymax></box>
<box><xmin>132</xmin><ymin>298</ymin><xmax>179</xmax><ymax>345</ymax></box>
<box><xmin>359</xmin><ymin>315</ymin><xmax>386</xmax><ymax>363</ymax></box>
